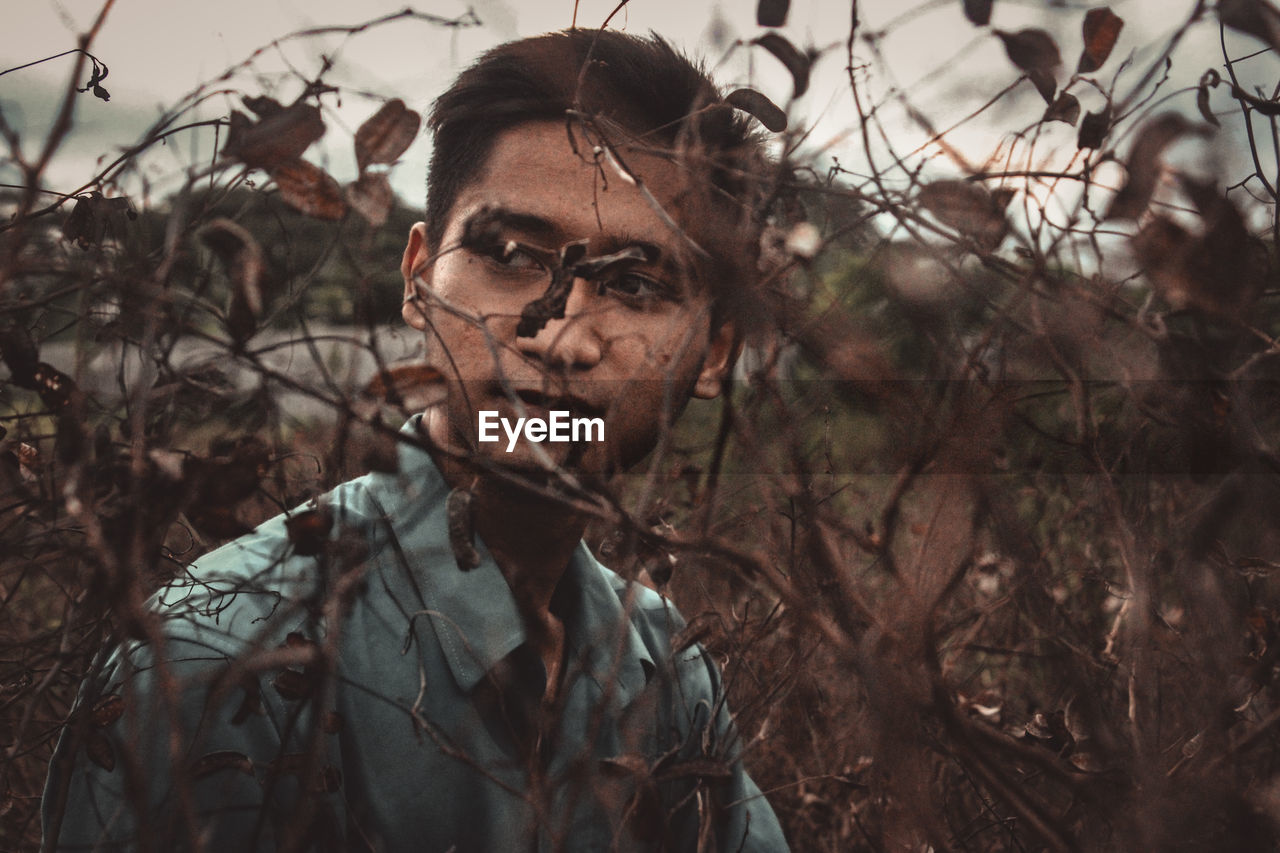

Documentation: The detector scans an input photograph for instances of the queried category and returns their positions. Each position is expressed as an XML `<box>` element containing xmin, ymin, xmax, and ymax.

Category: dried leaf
<box><xmin>90</xmin><ymin>694</ymin><xmax>123</xmax><ymax>729</ymax></box>
<box><xmin>223</xmin><ymin>101</ymin><xmax>325</xmax><ymax>171</ymax></box>
<box><xmin>963</xmin><ymin>0</ymin><xmax>993</xmax><ymax>27</ymax></box>
<box><xmin>1077</xmin><ymin>106</ymin><xmax>1112</xmax><ymax>149</ymax></box>
<box><xmin>61</xmin><ymin>192</ymin><xmax>136</xmax><ymax>249</ymax></box>
<box><xmin>1219</xmin><ymin>0</ymin><xmax>1280</xmax><ymax>54</ymax></box>
<box><xmin>447</xmin><ymin>487</ymin><xmax>481</xmax><ymax>571</ymax></box>
<box><xmin>191</xmin><ymin>750</ymin><xmax>255</xmax><ymax>779</ymax></box>
<box><xmin>272</xmin><ymin>668</ymin><xmax>316</xmax><ymax>702</ymax></box>
<box><xmin>996</xmin><ymin>28</ymin><xmax>1062</xmax><ymax>72</ymax></box>
<box><xmin>1028</xmin><ymin>69</ymin><xmax>1057</xmax><ymax>103</ymax></box>
<box><xmin>184</xmin><ymin>439</ymin><xmax>269</xmax><ymax>540</ymax></box>
<box><xmin>1132</xmin><ymin>218</ymin><xmax>1192</xmax><ymax>307</ymax></box>
<box><xmin>1132</xmin><ymin>184</ymin><xmax>1267</xmax><ymax>316</ymax></box>
<box><xmin>354</xmin><ymin>99</ymin><xmax>421</xmax><ymax>172</ymax></box>
<box><xmin>285</xmin><ymin>507</ymin><xmax>334</xmax><ymax>557</ymax></box>
<box><xmin>1198</xmin><ymin>70</ymin><xmax>1221</xmax><ymax>127</ymax></box>
<box><xmin>75</xmin><ymin>57</ymin><xmax>110</xmax><ymax>101</ymax></box>
<box><xmin>571</xmin><ymin>244</ymin><xmax>656</xmax><ymax>281</ymax></box>
<box><xmin>241</xmin><ymin>95</ymin><xmax>284</xmax><ymax>118</ymax></box>
<box><xmin>1077</xmin><ymin>8</ymin><xmax>1124</xmax><ymax>73</ymax></box>
<box><xmin>516</xmin><ymin>241</ymin><xmax>587</xmax><ymax>338</ymax></box>
<box><xmin>918</xmin><ymin>180</ymin><xmax>1010</xmax><ymax>250</ymax></box>
<box><xmin>753</xmin><ymin>33</ymin><xmax>811</xmax><ymax>98</ymax></box>
<box><xmin>1023</xmin><ymin>710</ymin><xmax>1072</xmax><ymax>750</ymax></box>
<box><xmin>996</xmin><ymin>29</ymin><xmax>1061</xmax><ymax>102</ymax></box>
<box><xmin>1107</xmin><ymin>114</ymin><xmax>1203</xmax><ymax>219</ymax></box>
<box><xmin>285</xmin><ymin>631</ymin><xmax>317</xmax><ymax>649</ymax></box>
<box><xmin>1043</xmin><ymin>92</ymin><xmax>1081</xmax><ymax>125</ymax></box>
<box><xmin>345</xmin><ymin>172</ymin><xmax>394</xmax><ymax>227</ymax></box>
<box><xmin>725</xmin><ymin>88</ymin><xmax>787</xmax><ymax>132</ymax></box>
<box><xmin>86</xmin><ymin>731</ymin><xmax>115</xmax><ymax>772</ymax></box>
<box><xmin>200</xmin><ymin>218</ymin><xmax>265</xmax><ymax>345</ymax></box>
<box><xmin>272</xmin><ymin>159</ymin><xmax>347</xmax><ymax>221</ymax></box>
<box><xmin>757</xmin><ymin>0</ymin><xmax>789</xmax><ymax>26</ymax></box>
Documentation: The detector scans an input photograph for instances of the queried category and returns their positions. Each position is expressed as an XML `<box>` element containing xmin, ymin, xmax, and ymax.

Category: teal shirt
<box><xmin>43</xmin><ymin>418</ymin><xmax>788</xmax><ymax>851</ymax></box>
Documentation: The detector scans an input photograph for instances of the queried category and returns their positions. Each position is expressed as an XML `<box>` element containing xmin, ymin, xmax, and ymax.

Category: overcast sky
<box><xmin>0</xmin><ymin>0</ymin><xmax>1268</xmax><ymax>217</ymax></box>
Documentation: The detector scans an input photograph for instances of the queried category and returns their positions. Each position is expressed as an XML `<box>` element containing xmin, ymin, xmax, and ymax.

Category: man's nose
<box><xmin>514</xmin><ymin>278</ymin><xmax>605</xmax><ymax>370</ymax></box>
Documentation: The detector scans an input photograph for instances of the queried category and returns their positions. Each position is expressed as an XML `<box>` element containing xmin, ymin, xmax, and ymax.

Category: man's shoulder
<box><xmin>151</xmin><ymin>472</ymin><xmax>387</xmax><ymax>651</ymax></box>
<box><xmin>582</xmin><ymin>554</ymin><xmax>713</xmax><ymax>674</ymax></box>
<box><xmin>588</xmin><ymin>554</ymin><xmax>682</xmax><ymax>623</ymax></box>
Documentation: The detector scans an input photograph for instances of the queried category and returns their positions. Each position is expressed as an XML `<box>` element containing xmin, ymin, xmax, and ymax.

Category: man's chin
<box><xmin>468</xmin><ymin>438</ymin><xmax>605</xmax><ymax>482</ymax></box>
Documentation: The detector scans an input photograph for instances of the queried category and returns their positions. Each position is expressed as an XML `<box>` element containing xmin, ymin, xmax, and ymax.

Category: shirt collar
<box><xmin>360</xmin><ymin>416</ymin><xmax>654</xmax><ymax>702</ymax></box>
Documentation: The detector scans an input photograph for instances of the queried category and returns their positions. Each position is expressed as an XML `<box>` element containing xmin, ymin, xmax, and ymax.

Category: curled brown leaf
<box><xmin>995</xmin><ymin>29</ymin><xmax>1061</xmax><ymax>102</ymax></box>
<box><xmin>757</xmin><ymin>0</ymin><xmax>789</xmax><ymax>27</ymax></box>
<box><xmin>272</xmin><ymin>159</ymin><xmax>348</xmax><ymax>221</ymax></box>
<box><xmin>1197</xmin><ymin>70</ymin><xmax>1221</xmax><ymax>127</ymax></box>
<box><xmin>918</xmin><ymin>180</ymin><xmax>1011</xmax><ymax>251</ymax></box>
<box><xmin>1043</xmin><ymin>92</ymin><xmax>1081</xmax><ymax>125</ymax></box>
<box><xmin>1077</xmin><ymin>8</ymin><xmax>1124</xmax><ymax>73</ymax></box>
<box><xmin>1106</xmin><ymin>114</ymin><xmax>1207</xmax><ymax>219</ymax></box>
<box><xmin>725</xmin><ymin>88</ymin><xmax>788</xmax><ymax>132</ymax></box>
<box><xmin>354</xmin><ymin>98</ymin><xmax>421</xmax><ymax>172</ymax></box>
<box><xmin>963</xmin><ymin>0</ymin><xmax>993</xmax><ymax>27</ymax></box>
<box><xmin>753</xmin><ymin>33</ymin><xmax>811</xmax><ymax>98</ymax></box>
<box><xmin>89</xmin><ymin>694</ymin><xmax>123</xmax><ymax>729</ymax></box>
<box><xmin>223</xmin><ymin>101</ymin><xmax>325</xmax><ymax>171</ymax></box>
<box><xmin>200</xmin><ymin>218</ymin><xmax>265</xmax><ymax>344</ymax></box>
<box><xmin>1077</xmin><ymin>105</ymin><xmax>1112</xmax><ymax>149</ymax></box>
<box><xmin>1218</xmin><ymin>0</ymin><xmax>1280</xmax><ymax>54</ymax></box>
<box><xmin>346</xmin><ymin>172</ymin><xmax>394</xmax><ymax>227</ymax></box>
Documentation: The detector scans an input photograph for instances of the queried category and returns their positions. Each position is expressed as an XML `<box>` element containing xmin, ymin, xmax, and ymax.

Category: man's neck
<box><xmin>467</xmin><ymin>472</ymin><xmax>587</xmax><ymax>617</ymax></box>
<box><xmin>464</xmin><ymin>469</ymin><xmax>583</xmax><ymax>704</ymax></box>
<box><xmin>421</xmin><ymin>410</ymin><xmax>588</xmax><ymax>614</ymax></box>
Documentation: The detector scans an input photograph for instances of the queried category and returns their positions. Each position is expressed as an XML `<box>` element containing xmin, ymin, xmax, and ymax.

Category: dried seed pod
<box><xmin>446</xmin><ymin>487</ymin><xmax>481</xmax><ymax>571</ymax></box>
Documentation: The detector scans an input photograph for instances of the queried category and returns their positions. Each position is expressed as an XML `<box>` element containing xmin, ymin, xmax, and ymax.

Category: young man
<box><xmin>44</xmin><ymin>29</ymin><xmax>787</xmax><ymax>851</ymax></box>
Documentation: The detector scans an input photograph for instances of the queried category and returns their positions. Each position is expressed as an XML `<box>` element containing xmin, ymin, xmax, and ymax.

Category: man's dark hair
<box><xmin>424</xmin><ymin>28</ymin><xmax>769</xmax><ymax>300</ymax></box>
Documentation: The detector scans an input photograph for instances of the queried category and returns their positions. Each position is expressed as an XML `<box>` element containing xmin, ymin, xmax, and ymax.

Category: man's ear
<box><xmin>401</xmin><ymin>222</ymin><xmax>430</xmax><ymax>331</ymax></box>
<box><xmin>692</xmin><ymin>321</ymin><xmax>738</xmax><ymax>400</ymax></box>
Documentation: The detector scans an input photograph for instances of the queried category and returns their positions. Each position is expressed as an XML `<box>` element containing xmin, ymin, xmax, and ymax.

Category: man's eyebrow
<box><xmin>473</xmin><ymin>208</ymin><xmax>699</xmax><ymax>283</ymax></box>
<box><xmin>474</xmin><ymin>206</ymin><xmax>561</xmax><ymax>243</ymax></box>
<box><xmin>597</xmin><ymin>232</ymin><xmax>697</xmax><ymax>284</ymax></box>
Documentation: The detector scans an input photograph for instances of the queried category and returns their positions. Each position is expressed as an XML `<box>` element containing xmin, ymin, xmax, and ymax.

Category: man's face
<box><xmin>401</xmin><ymin>120</ymin><xmax>735</xmax><ymax>478</ymax></box>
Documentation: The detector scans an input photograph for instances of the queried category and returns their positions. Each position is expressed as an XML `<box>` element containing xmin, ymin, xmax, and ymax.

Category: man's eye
<box><xmin>603</xmin><ymin>273</ymin><xmax>670</xmax><ymax>304</ymax></box>
<box><xmin>481</xmin><ymin>241</ymin><xmax>546</xmax><ymax>273</ymax></box>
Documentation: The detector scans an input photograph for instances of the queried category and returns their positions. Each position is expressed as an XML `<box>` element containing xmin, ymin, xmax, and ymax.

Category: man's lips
<box><xmin>496</xmin><ymin>386</ymin><xmax>606</xmax><ymax>419</ymax></box>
